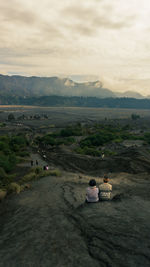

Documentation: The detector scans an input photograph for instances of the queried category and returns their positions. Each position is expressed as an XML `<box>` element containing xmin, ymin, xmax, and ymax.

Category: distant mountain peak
<box><xmin>115</xmin><ymin>90</ymin><xmax>144</xmax><ymax>99</ymax></box>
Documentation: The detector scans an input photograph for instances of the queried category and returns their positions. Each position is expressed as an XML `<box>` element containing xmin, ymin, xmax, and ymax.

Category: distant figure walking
<box><xmin>101</xmin><ymin>153</ymin><xmax>105</xmax><ymax>159</ymax></box>
<box><xmin>99</xmin><ymin>175</ymin><xmax>112</xmax><ymax>201</ymax></box>
<box><xmin>31</xmin><ymin>160</ymin><xmax>33</xmax><ymax>166</ymax></box>
<box><xmin>43</xmin><ymin>154</ymin><xmax>46</xmax><ymax>160</ymax></box>
<box><xmin>46</xmin><ymin>165</ymin><xmax>49</xmax><ymax>170</ymax></box>
<box><xmin>86</xmin><ymin>179</ymin><xmax>99</xmax><ymax>203</ymax></box>
<box><xmin>36</xmin><ymin>160</ymin><xmax>38</xmax><ymax>166</ymax></box>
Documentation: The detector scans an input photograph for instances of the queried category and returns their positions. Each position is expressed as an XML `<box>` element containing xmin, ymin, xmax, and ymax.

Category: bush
<box><xmin>0</xmin><ymin>153</ymin><xmax>17</xmax><ymax>172</ymax></box>
<box><xmin>60</xmin><ymin>126</ymin><xmax>82</xmax><ymax>137</ymax></box>
<box><xmin>103</xmin><ymin>150</ymin><xmax>116</xmax><ymax>156</ymax></box>
<box><xmin>22</xmin><ymin>172</ymin><xmax>37</xmax><ymax>182</ymax></box>
<box><xmin>42</xmin><ymin>135</ymin><xmax>56</xmax><ymax>146</ymax></box>
<box><xmin>0</xmin><ymin>123</ymin><xmax>6</xmax><ymax>127</ymax></box>
<box><xmin>0</xmin><ymin>190</ymin><xmax>7</xmax><ymax>201</ymax></box>
<box><xmin>7</xmin><ymin>183</ymin><xmax>21</xmax><ymax>194</ymax></box>
<box><xmin>75</xmin><ymin>147</ymin><xmax>101</xmax><ymax>157</ymax></box>
<box><xmin>22</xmin><ymin>168</ymin><xmax>61</xmax><ymax>183</ymax></box>
<box><xmin>80</xmin><ymin>132</ymin><xmax>114</xmax><ymax>147</ymax></box>
<box><xmin>34</xmin><ymin>167</ymin><xmax>43</xmax><ymax>174</ymax></box>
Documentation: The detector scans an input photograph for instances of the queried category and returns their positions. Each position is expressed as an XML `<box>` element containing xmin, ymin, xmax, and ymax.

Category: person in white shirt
<box><xmin>86</xmin><ymin>179</ymin><xmax>99</xmax><ymax>203</ymax></box>
<box><xmin>99</xmin><ymin>175</ymin><xmax>112</xmax><ymax>201</ymax></box>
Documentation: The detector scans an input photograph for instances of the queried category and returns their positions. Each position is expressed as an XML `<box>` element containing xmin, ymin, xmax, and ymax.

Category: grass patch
<box><xmin>7</xmin><ymin>182</ymin><xmax>21</xmax><ymax>194</ymax></box>
<box><xmin>0</xmin><ymin>189</ymin><xmax>7</xmax><ymax>201</ymax></box>
<box><xmin>21</xmin><ymin>167</ymin><xmax>61</xmax><ymax>183</ymax></box>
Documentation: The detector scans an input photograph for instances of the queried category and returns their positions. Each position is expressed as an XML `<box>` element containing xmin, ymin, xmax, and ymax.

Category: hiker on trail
<box><xmin>99</xmin><ymin>175</ymin><xmax>112</xmax><ymax>201</ymax></box>
<box><xmin>101</xmin><ymin>153</ymin><xmax>105</xmax><ymax>159</ymax></box>
<box><xmin>31</xmin><ymin>160</ymin><xmax>33</xmax><ymax>166</ymax></box>
<box><xmin>43</xmin><ymin>154</ymin><xmax>46</xmax><ymax>160</ymax></box>
<box><xmin>46</xmin><ymin>165</ymin><xmax>49</xmax><ymax>170</ymax></box>
<box><xmin>36</xmin><ymin>160</ymin><xmax>38</xmax><ymax>166</ymax></box>
<box><xmin>86</xmin><ymin>179</ymin><xmax>99</xmax><ymax>203</ymax></box>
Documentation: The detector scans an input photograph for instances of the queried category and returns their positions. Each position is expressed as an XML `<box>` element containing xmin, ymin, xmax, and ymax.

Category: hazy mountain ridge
<box><xmin>0</xmin><ymin>74</ymin><xmax>145</xmax><ymax>99</ymax></box>
<box><xmin>115</xmin><ymin>90</ymin><xmax>144</xmax><ymax>99</ymax></box>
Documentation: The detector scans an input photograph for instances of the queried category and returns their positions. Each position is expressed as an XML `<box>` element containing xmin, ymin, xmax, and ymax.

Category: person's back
<box><xmin>86</xmin><ymin>179</ymin><xmax>99</xmax><ymax>203</ymax></box>
<box><xmin>99</xmin><ymin>175</ymin><xmax>112</xmax><ymax>201</ymax></box>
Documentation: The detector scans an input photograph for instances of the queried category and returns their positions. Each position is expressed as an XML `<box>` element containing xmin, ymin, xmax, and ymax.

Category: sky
<box><xmin>0</xmin><ymin>0</ymin><xmax>150</xmax><ymax>95</ymax></box>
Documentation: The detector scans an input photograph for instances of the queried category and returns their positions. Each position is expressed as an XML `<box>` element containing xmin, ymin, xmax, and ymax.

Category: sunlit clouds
<box><xmin>0</xmin><ymin>0</ymin><xmax>150</xmax><ymax>95</ymax></box>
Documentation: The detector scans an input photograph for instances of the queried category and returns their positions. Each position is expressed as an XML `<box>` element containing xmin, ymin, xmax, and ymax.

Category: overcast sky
<box><xmin>0</xmin><ymin>0</ymin><xmax>150</xmax><ymax>95</ymax></box>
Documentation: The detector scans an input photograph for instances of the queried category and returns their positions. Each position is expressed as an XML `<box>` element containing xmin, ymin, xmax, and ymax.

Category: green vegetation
<box><xmin>36</xmin><ymin>123</ymin><xmax>150</xmax><ymax>157</ymax></box>
<box><xmin>75</xmin><ymin>147</ymin><xmax>101</xmax><ymax>157</ymax></box>
<box><xmin>35</xmin><ymin>125</ymin><xmax>82</xmax><ymax>147</ymax></box>
<box><xmin>22</xmin><ymin>167</ymin><xmax>61</xmax><ymax>183</ymax></box>
<box><xmin>60</xmin><ymin>125</ymin><xmax>83</xmax><ymax>137</ymax></box>
<box><xmin>79</xmin><ymin>125</ymin><xmax>141</xmax><ymax>149</ymax></box>
<box><xmin>0</xmin><ymin>122</ymin><xmax>6</xmax><ymax>127</ymax></box>
<box><xmin>143</xmin><ymin>133</ymin><xmax>150</xmax><ymax>144</ymax></box>
<box><xmin>131</xmin><ymin>113</ymin><xmax>140</xmax><ymax>120</ymax></box>
<box><xmin>36</xmin><ymin>134</ymin><xmax>76</xmax><ymax>146</ymax></box>
<box><xmin>0</xmin><ymin>134</ymin><xmax>29</xmax><ymax>188</ymax></box>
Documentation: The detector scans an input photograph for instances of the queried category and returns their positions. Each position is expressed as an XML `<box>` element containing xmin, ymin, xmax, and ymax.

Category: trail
<box><xmin>0</xmin><ymin>155</ymin><xmax>150</xmax><ymax>266</ymax></box>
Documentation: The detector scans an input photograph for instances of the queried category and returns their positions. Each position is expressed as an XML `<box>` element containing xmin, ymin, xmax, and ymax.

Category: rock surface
<box><xmin>0</xmin><ymin>168</ymin><xmax>150</xmax><ymax>267</ymax></box>
<box><xmin>44</xmin><ymin>146</ymin><xmax>150</xmax><ymax>175</ymax></box>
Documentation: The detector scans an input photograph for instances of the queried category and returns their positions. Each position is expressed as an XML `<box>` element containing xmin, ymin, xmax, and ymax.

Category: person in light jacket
<box><xmin>99</xmin><ymin>175</ymin><xmax>112</xmax><ymax>201</ymax></box>
<box><xmin>86</xmin><ymin>179</ymin><xmax>99</xmax><ymax>203</ymax></box>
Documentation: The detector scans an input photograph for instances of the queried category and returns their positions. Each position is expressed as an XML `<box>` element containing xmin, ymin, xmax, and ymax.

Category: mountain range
<box><xmin>0</xmin><ymin>74</ymin><xmax>146</xmax><ymax>99</ymax></box>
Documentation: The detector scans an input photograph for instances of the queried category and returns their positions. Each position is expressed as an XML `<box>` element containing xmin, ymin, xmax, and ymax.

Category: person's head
<box><xmin>103</xmin><ymin>174</ymin><xmax>109</xmax><ymax>183</ymax></box>
<box><xmin>89</xmin><ymin>179</ymin><xmax>96</xmax><ymax>187</ymax></box>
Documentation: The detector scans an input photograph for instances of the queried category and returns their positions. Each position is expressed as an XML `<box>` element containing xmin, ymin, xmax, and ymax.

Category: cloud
<box><xmin>0</xmin><ymin>1</ymin><xmax>37</xmax><ymax>26</ymax></box>
<box><xmin>62</xmin><ymin>3</ymin><xmax>135</xmax><ymax>37</ymax></box>
<box><xmin>0</xmin><ymin>0</ymin><xmax>150</xmax><ymax>96</ymax></box>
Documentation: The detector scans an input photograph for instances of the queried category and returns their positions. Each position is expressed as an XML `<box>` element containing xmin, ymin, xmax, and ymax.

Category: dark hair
<box><xmin>103</xmin><ymin>174</ymin><xmax>109</xmax><ymax>183</ymax></box>
<box><xmin>89</xmin><ymin>179</ymin><xmax>96</xmax><ymax>187</ymax></box>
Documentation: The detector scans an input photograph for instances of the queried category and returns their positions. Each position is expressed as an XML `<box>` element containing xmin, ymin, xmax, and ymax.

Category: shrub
<box><xmin>60</xmin><ymin>126</ymin><xmax>82</xmax><ymax>137</ymax></box>
<box><xmin>42</xmin><ymin>135</ymin><xmax>56</xmax><ymax>146</ymax></box>
<box><xmin>34</xmin><ymin>167</ymin><xmax>43</xmax><ymax>174</ymax></box>
<box><xmin>0</xmin><ymin>154</ymin><xmax>17</xmax><ymax>172</ymax></box>
<box><xmin>0</xmin><ymin>123</ymin><xmax>6</xmax><ymax>127</ymax></box>
<box><xmin>80</xmin><ymin>132</ymin><xmax>114</xmax><ymax>147</ymax></box>
<box><xmin>0</xmin><ymin>190</ymin><xmax>7</xmax><ymax>201</ymax></box>
<box><xmin>22</xmin><ymin>172</ymin><xmax>37</xmax><ymax>182</ymax></box>
<box><xmin>22</xmin><ymin>168</ymin><xmax>61</xmax><ymax>183</ymax></box>
<box><xmin>75</xmin><ymin>147</ymin><xmax>101</xmax><ymax>157</ymax></box>
<box><xmin>7</xmin><ymin>183</ymin><xmax>21</xmax><ymax>194</ymax></box>
<box><xmin>103</xmin><ymin>150</ymin><xmax>116</xmax><ymax>156</ymax></box>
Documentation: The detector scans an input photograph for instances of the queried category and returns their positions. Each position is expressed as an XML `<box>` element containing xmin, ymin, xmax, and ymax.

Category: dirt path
<box><xmin>0</xmin><ymin>158</ymin><xmax>150</xmax><ymax>266</ymax></box>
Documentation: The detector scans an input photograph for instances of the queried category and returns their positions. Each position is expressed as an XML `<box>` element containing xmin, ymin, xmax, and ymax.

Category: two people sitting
<box><xmin>86</xmin><ymin>175</ymin><xmax>112</xmax><ymax>203</ymax></box>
